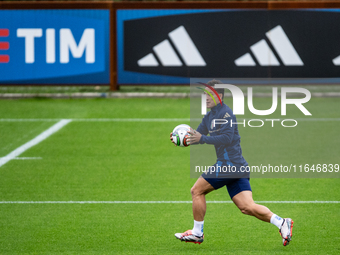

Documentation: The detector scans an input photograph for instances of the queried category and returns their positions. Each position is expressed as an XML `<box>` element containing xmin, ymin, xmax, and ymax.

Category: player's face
<box><xmin>205</xmin><ymin>88</ymin><xmax>220</xmax><ymax>109</ymax></box>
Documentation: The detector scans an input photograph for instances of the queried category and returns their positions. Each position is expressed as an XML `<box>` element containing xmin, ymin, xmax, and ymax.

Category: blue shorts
<box><xmin>202</xmin><ymin>176</ymin><xmax>252</xmax><ymax>199</ymax></box>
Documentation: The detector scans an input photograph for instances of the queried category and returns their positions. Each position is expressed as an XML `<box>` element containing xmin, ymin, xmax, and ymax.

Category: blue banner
<box><xmin>0</xmin><ymin>10</ymin><xmax>110</xmax><ymax>84</ymax></box>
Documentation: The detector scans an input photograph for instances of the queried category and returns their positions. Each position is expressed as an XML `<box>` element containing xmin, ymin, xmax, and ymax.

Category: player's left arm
<box><xmin>196</xmin><ymin>114</ymin><xmax>209</xmax><ymax>136</ymax></box>
<box><xmin>187</xmin><ymin>128</ymin><xmax>202</xmax><ymax>144</ymax></box>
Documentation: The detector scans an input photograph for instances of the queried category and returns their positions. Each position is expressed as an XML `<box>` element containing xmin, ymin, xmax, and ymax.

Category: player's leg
<box><xmin>230</xmin><ymin>180</ymin><xmax>293</xmax><ymax>246</ymax></box>
<box><xmin>191</xmin><ymin>176</ymin><xmax>215</xmax><ymax>221</ymax></box>
<box><xmin>175</xmin><ymin>177</ymin><xmax>215</xmax><ymax>243</ymax></box>
<box><xmin>232</xmin><ymin>190</ymin><xmax>274</xmax><ymax>221</ymax></box>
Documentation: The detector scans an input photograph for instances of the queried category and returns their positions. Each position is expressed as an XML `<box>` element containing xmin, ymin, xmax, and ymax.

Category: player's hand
<box><xmin>187</xmin><ymin>128</ymin><xmax>202</xmax><ymax>145</ymax></box>
<box><xmin>170</xmin><ymin>132</ymin><xmax>177</xmax><ymax>146</ymax></box>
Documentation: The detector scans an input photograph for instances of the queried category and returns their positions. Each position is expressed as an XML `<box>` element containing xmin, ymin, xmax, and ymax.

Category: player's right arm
<box><xmin>199</xmin><ymin>115</ymin><xmax>234</xmax><ymax>146</ymax></box>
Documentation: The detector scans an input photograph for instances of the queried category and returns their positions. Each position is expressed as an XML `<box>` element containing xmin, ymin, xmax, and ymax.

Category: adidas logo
<box><xmin>137</xmin><ymin>26</ymin><xmax>206</xmax><ymax>67</ymax></box>
<box><xmin>333</xmin><ymin>55</ymin><xmax>340</xmax><ymax>66</ymax></box>
<box><xmin>235</xmin><ymin>25</ymin><xmax>304</xmax><ymax>66</ymax></box>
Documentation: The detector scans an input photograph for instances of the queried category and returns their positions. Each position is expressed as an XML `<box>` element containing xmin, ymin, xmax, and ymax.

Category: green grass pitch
<box><xmin>0</xmin><ymin>97</ymin><xmax>339</xmax><ymax>254</ymax></box>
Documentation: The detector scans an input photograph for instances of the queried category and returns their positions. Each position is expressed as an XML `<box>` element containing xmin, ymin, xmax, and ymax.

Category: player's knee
<box><xmin>190</xmin><ymin>186</ymin><xmax>201</xmax><ymax>198</ymax></box>
<box><xmin>239</xmin><ymin>204</ymin><xmax>254</xmax><ymax>215</ymax></box>
<box><xmin>190</xmin><ymin>186</ymin><xmax>197</xmax><ymax>197</ymax></box>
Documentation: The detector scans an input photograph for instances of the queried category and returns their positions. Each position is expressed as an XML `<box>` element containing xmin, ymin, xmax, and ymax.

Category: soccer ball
<box><xmin>172</xmin><ymin>124</ymin><xmax>191</xmax><ymax>147</ymax></box>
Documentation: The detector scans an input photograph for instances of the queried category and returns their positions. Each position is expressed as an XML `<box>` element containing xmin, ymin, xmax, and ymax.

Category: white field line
<box><xmin>294</xmin><ymin>118</ymin><xmax>340</xmax><ymax>121</ymax></box>
<box><xmin>0</xmin><ymin>201</ymin><xmax>338</xmax><ymax>204</ymax></box>
<box><xmin>0</xmin><ymin>118</ymin><xmax>340</xmax><ymax>122</ymax></box>
<box><xmin>13</xmin><ymin>157</ymin><xmax>42</xmax><ymax>160</ymax></box>
<box><xmin>0</xmin><ymin>119</ymin><xmax>71</xmax><ymax>168</ymax></box>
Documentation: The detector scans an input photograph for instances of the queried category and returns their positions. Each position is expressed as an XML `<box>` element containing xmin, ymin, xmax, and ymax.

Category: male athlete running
<box><xmin>170</xmin><ymin>80</ymin><xmax>293</xmax><ymax>246</ymax></box>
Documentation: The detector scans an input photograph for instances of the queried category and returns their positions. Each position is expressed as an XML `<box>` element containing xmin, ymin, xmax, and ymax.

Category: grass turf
<box><xmin>0</xmin><ymin>97</ymin><xmax>339</xmax><ymax>254</ymax></box>
<box><xmin>0</xmin><ymin>204</ymin><xmax>338</xmax><ymax>254</ymax></box>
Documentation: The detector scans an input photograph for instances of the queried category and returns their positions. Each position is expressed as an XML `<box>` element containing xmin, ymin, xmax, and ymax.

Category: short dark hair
<box><xmin>207</xmin><ymin>79</ymin><xmax>224</xmax><ymax>100</ymax></box>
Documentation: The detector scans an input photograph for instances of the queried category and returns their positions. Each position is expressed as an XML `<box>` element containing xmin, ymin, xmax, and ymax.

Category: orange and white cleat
<box><xmin>279</xmin><ymin>218</ymin><xmax>294</xmax><ymax>246</ymax></box>
<box><xmin>174</xmin><ymin>230</ymin><xmax>204</xmax><ymax>244</ymax></box>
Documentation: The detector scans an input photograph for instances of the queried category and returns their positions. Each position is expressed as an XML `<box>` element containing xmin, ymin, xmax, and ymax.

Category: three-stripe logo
<box><xmin>137</xmin><ymin>26</ymin><xmax>206</xmax><ymax>67</ymax></box>
<box><xmin>333</xmin><ymin>55</ymin><xmax>340</xmax><ymax>66</ymax></box>
<box><xmin>235</xmin><ymin>25</ymin><xmax>304</xmax><ymax>66</ymax></box>
<box><xmin>0</xmin><ymin>29</ymin><xmax>10</xmax><ymax>63</ymax></box>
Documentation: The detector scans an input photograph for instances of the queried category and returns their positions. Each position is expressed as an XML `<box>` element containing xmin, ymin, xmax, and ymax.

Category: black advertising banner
<box><xmin>121</xmin><ymin>10</ymin><xmax>340</xmax><ymax>84</ymax></box>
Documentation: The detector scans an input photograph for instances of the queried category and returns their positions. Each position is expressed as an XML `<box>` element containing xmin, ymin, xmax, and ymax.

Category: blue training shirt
<box><xmin>196</xmin><ymin>101</ymin><xmax>248</xmax><ymax>169</ymax></box>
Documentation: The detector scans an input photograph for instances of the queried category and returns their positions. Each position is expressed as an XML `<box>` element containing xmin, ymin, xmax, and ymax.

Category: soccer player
<box><xmin>170</xmin><ymin>80</ymin><xmax>293</xmax><ymax>246</ymax></box>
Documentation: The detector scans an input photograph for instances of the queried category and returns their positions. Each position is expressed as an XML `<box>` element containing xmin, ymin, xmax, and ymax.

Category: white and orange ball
<box><xmin>172</xmin><ymin>124</ymin><xmax>191</xmax><ymax>147</ymax></box>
